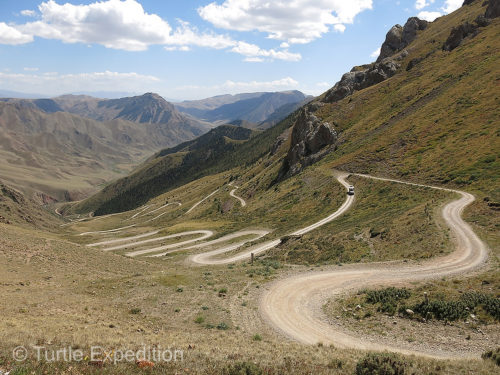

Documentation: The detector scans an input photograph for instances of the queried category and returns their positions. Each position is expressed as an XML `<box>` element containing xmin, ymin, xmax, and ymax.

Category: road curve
<box><xmin>228</xmin><ymin>183</ymin><xmax>247</xmax><ymax>207</ymax></box>
<box><xmin>260</xmin><ymin>173</ymin><xmax>488</xmax><ymax>359</ymax></box>
<box><xmin>189</xmin><ymin>173</ymin><xmax>354</xmax><ymax>265</ymax></box>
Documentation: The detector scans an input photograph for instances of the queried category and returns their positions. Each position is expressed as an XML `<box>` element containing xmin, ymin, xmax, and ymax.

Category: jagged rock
<box><xmin>378</xmin><ymin>25</ymin><xmax>403</xmax><ymax>62</ymax></box>
<box><xmin>462</xmin><ymin>0</ymin><xmax>477</xmax><ymax>5</ymax></box>
<box><xmin>277</xmin><ymin>108</ymin><xmax>337</xmax><ymax>179</ymax></box>
<box><xmin>485</xmin><ymin>0</ymin><xmax>500</xmax><ymax>18</ymax></box>
<box><xmin>443</xmin><ymin>22</ymin><xmax>479</xmax><ymax>51</ymax></box>
<box><xmin>377</xmin><ymin>17</ymin><xmax>428</xmax><ymax>62</ymax></box>
<box><xmin>323</xmin><ymin>60</ymin><xmax>400</xmax><ymax>103</ymax></box>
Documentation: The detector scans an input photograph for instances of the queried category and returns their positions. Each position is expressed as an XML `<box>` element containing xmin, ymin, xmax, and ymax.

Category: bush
<box><xmin>252</xmin><ymin>334</ymin><xmax>262</xmax><ymax>341</ymax></box>
<box><xmin>225</xmin><ymin>361</ymin><xmax>262</xmax><ymax>375</ymax></box>
<box><xmin>129</xmin><ymin>308</ymin><xmax>141</xmax><ymax>314</ymax></box>
<box><xmin>412</xmin><ymin>292</ymin><xmax>500</xmax><ymax>321</ymax></box>
<box><xmin>482</xmin><ymin>347</ymin><xmax>500</xmax><ymax>367</ymax></box>
<box><xmin>217</xmin><ymin>322</ymin><xmax>229</xmax><ymax>330</ymax></box>
<box><xmin>366</xmin><ymin>288</ymin><xmax>411</xmax><ymax>304</ymax></box>
<box><xmin>194</xmin><ymin>316</ymin><xmax>205</xmax><ymax>324</ymax></box>
<box><xmin>355</xmin><ymin>353</ymin><xmax>408</xmax><ymax>375</ymax></box>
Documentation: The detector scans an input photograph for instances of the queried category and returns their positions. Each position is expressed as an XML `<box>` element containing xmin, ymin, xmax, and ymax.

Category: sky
<box><xmin>0</xmin><ymin>0</ymin><xmax>464</xmax><ymax>100</ymax></box>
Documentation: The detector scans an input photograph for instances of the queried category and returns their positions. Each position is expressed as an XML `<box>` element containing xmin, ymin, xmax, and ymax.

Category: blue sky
<box><xmin>0</xmin><ymin>0</ymin><xmax>463</xmax><ymax>100</ymax></box>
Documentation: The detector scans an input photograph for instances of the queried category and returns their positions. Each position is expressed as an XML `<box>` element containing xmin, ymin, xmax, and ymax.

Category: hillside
<box><xmin>73</xmin><ymin>125</ymin><xmax>262</xmax><ymax>214</ymax></box>
<box><xmin>175</xmin><ymin>90</ymin><xmax>309</xmax><ymax>124</ymax></box>
<box><xmin>80</xmin><ymin>0</ymin><xmax>499</xmax><ymax>229</ymax></box>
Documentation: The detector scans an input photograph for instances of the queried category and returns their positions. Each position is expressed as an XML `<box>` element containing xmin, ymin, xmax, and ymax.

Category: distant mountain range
<box><xmin>175</xmin><ymin>90</ymin><xmax>311</xmax><ymax>126</ymax></box>
<box><xmin>0</xmin><ymin>90</ymin><xmax>312</xmax><ymax>201</ymax></box>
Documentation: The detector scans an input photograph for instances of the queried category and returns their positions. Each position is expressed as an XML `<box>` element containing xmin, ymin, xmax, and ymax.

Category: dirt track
<box><xmin>260</xmin><ymin>173</ymin><xmax>488</xmax><ymax>359</ymax></box>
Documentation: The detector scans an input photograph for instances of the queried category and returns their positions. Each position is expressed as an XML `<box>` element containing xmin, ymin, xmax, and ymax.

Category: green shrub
<box><xmin>217</xmin><ymin>322</ymin><xmax>229</xmax><ymax>330</ymax></box>
<box><xmin>355</xmin><ymin>353</ymin><xmax>408</xmax><ymax>375</ymax></box>
<box><xmin>129</xmin><ymin>308</ymin><xmax>141</xmax><ymax>314</ymax></box>
<box><xmin>225</xmin><ymin>361</ymin><xmax>262</xmax><ymax>375</ymax></box>
<box><xmin>194</xmin><ymin>316</ymin><xmax>205</xmax><ymax>324</ymax></box>
<box><xmin>412</xmin><ymin>292</ymin><xmax>500</xmax><ymax>321</ymax></box>
<box><xmin>365</xmin><ymin>288</ymin><xmax>411</xmax><ymax>305</ymax></box>
<box><xmin>482</xmin><ymin>347</ymin><xmax>500</xmax><ymax>367</ymax></box>
<box><xmin>252</xmin><ymin>334</ymin><xmax>262</xmax><ymax>341</ymax></box>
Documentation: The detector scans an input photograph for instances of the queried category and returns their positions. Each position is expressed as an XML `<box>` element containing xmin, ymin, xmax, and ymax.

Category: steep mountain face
<box><xmin>175</xmin><ymin>91</ymin><xmax>309</xmax><ymax>124</ymax></box>
<box><xmin>278</xmin><ymin>0</ymin><xmax>499</xmax><ymax>186</ymax></box>
<box><xmin>74</xmin><ymin>125</ymin><xmax>257</xmax><ymax>214</ymax></box>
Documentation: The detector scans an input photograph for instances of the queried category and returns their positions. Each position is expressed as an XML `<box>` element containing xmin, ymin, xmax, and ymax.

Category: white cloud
<box><xmin>198</xmin><ymin>0</ymin><xmax>373</xmax><ymax>44</ymax></box>
<box><xmin>441</xmin><ymin>0</ymin><xmax>463</xmax><ymax>13</ymax></box>
<box><xmin>23</xmin><ymin>67</ymin><xmax>39</xmax><ymax>71</ymax></box>
<box><xmin>417</xmin><ymin>10</ymin><xmax>442</xmax><ymax>21</ymax></box>
<box><xmin>4</xmin><ymin>1</ymin><xmax>299</xmax><ymax>62</ymax></box>
<box><xmin>20</xmin><ymin>10</ymin><xmax>37</xmax><ymax>17</ymax></box>
<box><xmin>17</xmin><ymin>0</ymin><xmax>172</xmax><ymax>51</ymax></box>
<box><xmin>231</xmin><ymin>41</ymin><xmax>301</xmax><ymax>62</ymax></box>
<box><xmin>415</xmin><ymin>0</ymin><xmax>435</xmax><ymax>10</ymax></box>
<box><xmin>174</xmin><ymin>77</ymin><xmax>299</xmax><ymax>98</ymax></box>
<box><xmin>0</xmin><ymin>70</ymin><xmax>160</xmax><ymax>96</ymax></box>
<box><xmin>0</xmin><ymin>22</ymin><xmax>33</xmax><ymax>45</ymax></box>
<box><xmin>244</xmin><ymin>57</ymin><xmax>265</xmax><ymax>63</ymax></box>
<box><xmin>370</xmin><ymin>47</ymin><xmax>381</xmax><ymax>58</ymax></box>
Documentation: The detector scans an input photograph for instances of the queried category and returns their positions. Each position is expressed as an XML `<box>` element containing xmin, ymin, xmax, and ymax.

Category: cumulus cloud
<box><xmin>441</xmin><ymin>0</ymin><xmax>463</xmax><ymax>13</ymax></box>
<box><xmin>17</xmin><ymin>0</ymin><xmax>172</xmax><ymax>51</ymax></box>
<box><xmin>198</xmin><ymin>0</ymin><xmax>373</xmax><ymax>44</ymax></box>
<box><xmin>231</xmin><ymin>41</ymin><xmax>301</xmax><ymax>62</ymax></box>
<box><xmin>4</xmin><ymin>0</ymin><xmax>299</xmax><ymax>62</ymax></box>
<box><xmin>0</xmin><ymin>22</ymin><xmax>33</xmax><ymax>45</ymax></box>
<box><xmin>415</xmin><ymin>0</ymin><xmax>435</xmax><ymax>10</ymax></box>
<box><xmin>417</xmin><ymin>10</ymin><xmax>442</xmax><ymax>21</ymax></box>
<box><xmin>0</xmin><ymin>70</ymin><xmax>160</xmax><ymax>96</ymax></box>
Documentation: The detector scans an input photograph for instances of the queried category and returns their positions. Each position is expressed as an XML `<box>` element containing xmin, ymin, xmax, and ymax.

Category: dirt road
<box><xmin>260</xmin><ymin>173</ymin><xmax>488</xmax><ymax>359</ymax></box>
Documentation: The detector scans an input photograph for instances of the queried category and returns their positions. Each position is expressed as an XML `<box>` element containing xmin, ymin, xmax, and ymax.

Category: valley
<box><xmin>0</xmin><ymin>0</ymin><xmax>498</xmax><ymax>374</ymax></box>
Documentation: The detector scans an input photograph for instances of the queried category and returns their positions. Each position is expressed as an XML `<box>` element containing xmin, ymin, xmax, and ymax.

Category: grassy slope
<box><xmin>314</xmin><ymin>3</ymin><xmax>499</xmax><ymax>219</ymax></box>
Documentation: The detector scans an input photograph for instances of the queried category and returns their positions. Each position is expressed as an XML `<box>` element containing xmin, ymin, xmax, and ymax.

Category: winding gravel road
<box><xmin>228</xmin><ymin>182</ymin><xmax>247</xmax><ymax>207</ymax></box>
<box><xmin>260</xmin><ymin>173</ymin><xmax>488</xmax><ymax>359</ymax></box>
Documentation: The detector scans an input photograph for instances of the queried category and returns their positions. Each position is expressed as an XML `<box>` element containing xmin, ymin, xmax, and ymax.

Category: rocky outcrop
<box><xmin>323</xmin><ymin>59</ymin><xmax>401</xmax><ymax>103</ymax></box>
<box><xmin>377</xmin><ymin>17</ymin><xmax>428</xmax><ymax>62</ymax></box>
<box><xmin>443</xmin><ymin>22</ymin><xmax>480</xmax><ymax>51</ymax></box>
<box><xmin>443</xmin><ymin>1</ymin><xmax>497</xmax><ymax>52</ymax></box>
<box><xmin>277</xmin><ymin>107</ymin><xmax>337</xmax><ymax>179</ymax></box>
<box><xmin>485</xmin><ymin>0</ymin><xmax>500</xmax><ymax>18</ymax></box>
<box><xmin>320</xmin><ymin>17</ymin><xmax>426</xmax><ymax>104</ymax></box>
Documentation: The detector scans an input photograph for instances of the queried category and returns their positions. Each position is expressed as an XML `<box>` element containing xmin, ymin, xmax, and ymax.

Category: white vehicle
<box><xmin>348</xmin><ymin>185</ymin><xmax>355</xmax><ymax>195</ymax></box>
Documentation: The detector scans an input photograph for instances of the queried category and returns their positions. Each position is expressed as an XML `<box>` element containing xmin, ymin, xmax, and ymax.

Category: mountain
<box><xmin>175</xmin><ymin>90</ymin><xmax>310</xmax><ymax>124</ymax></box>
<box><xmin>2</xmin><ymin>92</ymin><xmax>211</xmax><ymax>135</ymax></box>
<box><xmin>0</xmin><ymin>94</ymin><xmax>212</xmax><ymax>201</ymax></box>
<box><xmin>277</xmin><ymin>0</ymin><xmax>499</xmax><ymax>198</ymax></box>
<box><xmin>80</xmin><ymin>0</ymin><xmax>499</xmax><ymax>220</ymax></box>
